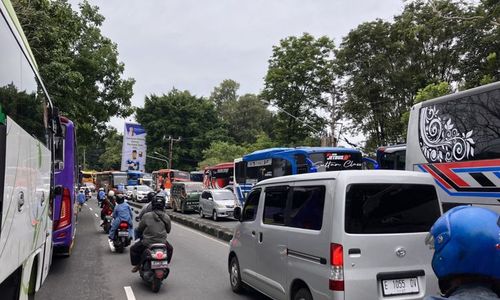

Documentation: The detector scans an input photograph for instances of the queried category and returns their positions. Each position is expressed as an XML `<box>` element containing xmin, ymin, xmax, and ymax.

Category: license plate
<box><xmin>151</xmin><ymin>260</ymin><xmax>168</xmax><ymax>269</ymax></box>
<box><xmin>382</xmin><ymin>277</ymin><xmax>419</xmax><ymax>296</ymax></box>
<box><xmin>118</xmin><ymin>231</ymin><xmax>129</xmax><ymax>237</ymax></box>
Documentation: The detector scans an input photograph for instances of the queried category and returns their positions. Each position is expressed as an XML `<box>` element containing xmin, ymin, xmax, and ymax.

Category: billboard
<box><xmin>121</xmin><ymin>122</ymin><xmax>147</xmax><ymax>172</ymax></box>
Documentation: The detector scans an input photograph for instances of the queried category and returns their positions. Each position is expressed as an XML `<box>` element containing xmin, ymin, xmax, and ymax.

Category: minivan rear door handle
<box><xmin>258</xmin><ymin>232</ymin><xmax>263</xmax><ymax>243</ymax></box>
<box><xmin>348</xmin><ymin>248</ymin><xmax>361</xmax><ymax>256</ymax></box>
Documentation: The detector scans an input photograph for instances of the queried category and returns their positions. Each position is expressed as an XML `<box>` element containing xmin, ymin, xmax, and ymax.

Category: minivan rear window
<box><xmin>345</xmin><ymin>184</ymin><xmax>440</xmax><ymax>234</ymax></box>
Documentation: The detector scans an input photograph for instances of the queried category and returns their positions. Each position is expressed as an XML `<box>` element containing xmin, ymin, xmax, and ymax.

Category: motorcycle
<box><xmin>112</xmin><ymin>221</ymin><xmax>131</xmax><ymax>253</ymax></box>
<box><xmin>101</xmin><ymin>212</ymin><xmax>112</xmax><ymax>234</ymax></box>
<box><xmin>139</xmin><ymin>243</ymin><xmax>170</xmax><ymax>293</ymax></box>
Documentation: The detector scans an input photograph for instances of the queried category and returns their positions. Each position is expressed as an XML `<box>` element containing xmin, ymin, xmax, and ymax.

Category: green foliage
<box><xmin>12</xmin><ymin>0</ymin><xmax>135</xmax><ymax>155</ymax></box>
<box><xmin>98</xmin><ymin>128</ymin><xmax>122</xmax><ymax>170</ymax></box>
<box><xmin>136</xmin><ymin>89</ymin><xmax>226</xmax><ymax>172</ymax></box>
<box><xmin>401</xmin><ymin>82</ymin><xmax>451</xmax><ymax>136</ymax></box>
<box><xmin>198</xmin><ymin>141</ymin><xmax>247</xmax><ymax>169</ymax></box>
<box><xmin>262</xmin><ymin>33</ymin><xmax>335</xmax><ymax>145</ymax></box>
<box><xmin>210</xmin><ymin>80</ymin><xmax>273</xmax><ymax>144</ymax></box>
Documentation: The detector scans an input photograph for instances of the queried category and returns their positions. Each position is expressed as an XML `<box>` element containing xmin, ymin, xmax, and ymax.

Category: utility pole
<box><xmin>83</xmin><ymin>148</ymin><xmax>86</xmax><ymax>170</ymax></box>
<box><xmin>166</xmin><ymin>136</ymin><xmax>181</xmax><ymax>169</ymax></box>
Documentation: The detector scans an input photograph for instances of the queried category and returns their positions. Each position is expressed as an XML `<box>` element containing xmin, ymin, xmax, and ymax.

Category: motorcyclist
<box><xmin>101</xmin><ymin>190</ymin><xmax>116</xmax><ymax>225</ymax></box>
<box><xmin>424</xmin><ymin>206</ymin><xmax>499</xmax><ymax>300</ymax></box>
<box><xmin>97</xmin><ymin>188</ymin><xmax>106</xmax><ymax>205</ymax></box>
<box><xmin>108</xmin><ymin>194</ymin><xmax>134</xmax><ymax>240</ymax></box>
<box><xmin>76</xmin><ymin>189</ymin><xmax>86</xmax><ymax>212</ymax></box>
<box><xmin>130</xmin><ymin>194</ymin><xmax>172</xmax><ymax>273</ymax></box>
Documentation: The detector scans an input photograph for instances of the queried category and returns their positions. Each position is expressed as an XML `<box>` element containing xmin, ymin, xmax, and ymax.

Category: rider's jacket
<box><xmin>425</xmin><ymin>285</ymin><xmax>499</xmax><ymax>300</ymax></box>
<box><xmin>136</xmin><ymin>210</ymin><xmax>171</xmax><ymax>247</ymax></box>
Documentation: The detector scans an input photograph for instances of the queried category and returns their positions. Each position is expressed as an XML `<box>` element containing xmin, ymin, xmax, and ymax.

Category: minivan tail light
<box><xmin>329</xmin><ymin>243</ymin><xmax>344</xmax><ymax>291</ymax></box>
<box><xmin>55</xmin><ymin>188</ymin><xmax>71</xmax><ymax>230</ymax></box>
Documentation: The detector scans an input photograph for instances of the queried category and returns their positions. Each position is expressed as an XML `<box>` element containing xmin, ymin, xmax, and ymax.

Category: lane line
<box><xmin>124</xmin><ymin>286</ymin><xmax>136</xmax><ymax>300</ymax></box>
<box><xmin>94</xmin><ymin>213</ymin><xmax>99</xmax><ymax>218</ymax></box>
<box><xmin>89</xmin><ymin>207</ymin><xmax>93</xmax><ymax>211</ymax></box>
<box><xmin>171</xmin><ymin>221</ymin><xmax>230</xmax><ymax>248</ymax></box>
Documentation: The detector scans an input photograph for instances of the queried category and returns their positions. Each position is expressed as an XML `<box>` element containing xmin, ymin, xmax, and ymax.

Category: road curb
<box><xmin>165</xmin><ymin>212</ymin><xmax>234</xmax><ymax>242</ymax></box>
<box><xmin>127</xmin><ymin>200</ymin><xmax>234</xmax><ymax>242</ymax></box>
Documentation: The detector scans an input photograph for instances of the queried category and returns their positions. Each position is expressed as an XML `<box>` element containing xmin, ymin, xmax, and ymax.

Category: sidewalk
<box><xmin>127</xmin><ymin>200</ymin><xmax>235</xmax><ymax>242</ymax></box>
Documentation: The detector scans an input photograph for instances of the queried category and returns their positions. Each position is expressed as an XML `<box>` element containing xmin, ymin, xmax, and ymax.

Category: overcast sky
<box><xmin>70</xmin><ymin>0</ymin><xmax>404</xmax><ymax>144</ymax></box>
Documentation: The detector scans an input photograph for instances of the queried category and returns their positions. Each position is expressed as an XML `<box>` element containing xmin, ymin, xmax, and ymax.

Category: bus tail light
<box><xmin>329</xmin><ymin>243</ymin><xmax>344</xmax><ymax>291</ymax></box>
<box><xmin>55</xmin><ymin>188</ymin><xmax>71</xmax><ymax>230</ymax></box>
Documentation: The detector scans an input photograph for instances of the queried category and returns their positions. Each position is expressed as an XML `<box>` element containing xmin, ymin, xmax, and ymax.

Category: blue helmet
<box><xmin>425</xmin><ymin>206</ymin><xmax>500</xmax><ymax>280</ymax></box>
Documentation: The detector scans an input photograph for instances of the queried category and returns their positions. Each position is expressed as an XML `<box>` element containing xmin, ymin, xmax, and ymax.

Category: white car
<box><xmin>128</xmin><ymin>185</ymin><xmax>153</xmax><ymax>202</ymax></box>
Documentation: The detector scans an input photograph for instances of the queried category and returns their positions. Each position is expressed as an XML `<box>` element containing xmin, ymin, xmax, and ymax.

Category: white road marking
<box><xmin>89</xmin><ymin>207</ymin><xmax>93</xmax><ymax>211</ymax></box>
<box><xmin>171</xmin><ymin>221</ymin><xmax>229</xmax><ymax>248</ymax></box>
<box><xmin>94</xmin><ymin>213</ymin><xmax>99</xmax><ymax>218</ymax></box>
<box><xmin>108</xmin><ymin>239</ymin><xmax>116</xmax><ymax>252</ymax></box>
<box><xmin>124</xmin><ymin>286</ymin><xmax>136</xmax><ymax>300</ymax></box>
<box><xmin>84</xmin><ymin>203</ymin><xmax>87</xmax><ymax>206</ymax></box>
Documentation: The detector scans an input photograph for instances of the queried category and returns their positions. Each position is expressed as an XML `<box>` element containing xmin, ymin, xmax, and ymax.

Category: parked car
<box><xmin>228</xmin><ymin>170</ymin><xmax>442</xmax><ymax>300</ymax></box>
<box><xmin>171</xmin><ymin>182</ymin><xmax>204</xmax><ymax>213</ymax></box>
<box><xmin>199</xmin><ymin>189</ymin><xmax>238</xmax><ymax>221</ymax></box>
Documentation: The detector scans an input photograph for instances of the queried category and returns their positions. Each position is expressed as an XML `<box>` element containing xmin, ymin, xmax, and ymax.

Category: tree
<box><xmin>198</xmin><ymin>141</ymin><xmax>247</xmax><ymax>169</ymax></box>
<box><xmin>98</xmin><ymin>129</ymin><xmax>123</xmax><ymax>170</ymax></box>
<box><xmin>262</xmin><ymin>33</ymin><xmax>335</xmax><ymax>145</ymax></box>
<box><xmin>136</xmin><ymin>89</ymin><xmax>226</xmax><ymax>171</ymax></box>
<box><xmin>209</xmin><ymin>79</ymin><xmax>239</xmax><ymax>114</ymax></box>
<box><xmin>12</xmin><ymin>0</ymin><xmax>135</xmax><ymax>150</ymax></box>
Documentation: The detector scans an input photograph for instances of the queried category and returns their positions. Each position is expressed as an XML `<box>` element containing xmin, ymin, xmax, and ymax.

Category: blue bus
<box><xmin>376</xmin><ymin>144</ymin><xmax>406</xmax><ymax>170</ymax></box>
<box><xmin>234</xmin><ymin>147</ymin><xmax>363</xmax><ymax>204</ymax></box>
<box><xmin>127</xmin><ymin>170</ymin><xmax>144</xmax><ymax>186</ymax></box>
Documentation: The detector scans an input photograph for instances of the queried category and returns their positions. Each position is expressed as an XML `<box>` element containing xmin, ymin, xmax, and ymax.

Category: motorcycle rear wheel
<box><xmin>151</xmin><ymin>277</ymin><xmax>162</xmax><ymax>293</ymax></box>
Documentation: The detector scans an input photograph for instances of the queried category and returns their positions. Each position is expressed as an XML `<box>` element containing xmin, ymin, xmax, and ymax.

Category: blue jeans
<box><xmin>109</xmin><ymin>218</ymin><xmax>134</xmax><ymax>240</ymax></box>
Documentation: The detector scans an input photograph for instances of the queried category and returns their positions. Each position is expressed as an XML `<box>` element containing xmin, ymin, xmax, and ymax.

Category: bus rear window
<box><xmin>310</xmin><ymin>152</ymin><xmax>363</xmax><ymax>171</ymax></box>
<box><xmin>345</xmin><ymin>184</ymin><xmax>440</xmax><ymax>234</ymax></box>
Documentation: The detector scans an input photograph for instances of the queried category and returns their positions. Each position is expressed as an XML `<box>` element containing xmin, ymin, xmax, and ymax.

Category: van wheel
<box><xmin>293</xmin><ymin>288</ymin><xmax>312</xmax><ymax>300</ymax></box>
<box><xmin>212</xmin><ymin>210</ymin><xmax>218</xmax><ymax>221</ymax></box>
<box><xmin>229</xmin><ymin>257</ymin><xmax>244</xmax><ymax>294</ymax></box>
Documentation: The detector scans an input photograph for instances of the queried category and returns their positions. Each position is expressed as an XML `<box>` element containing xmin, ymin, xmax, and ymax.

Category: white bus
<box><xmin>0</xmin><ymin>0</ymin><xmax>56</xmax><ymax>298</ymax></box>
<box><xmin>406</xmin><ymin>81</ymin><xmax>500</xmax><ymax>213</ymax></box>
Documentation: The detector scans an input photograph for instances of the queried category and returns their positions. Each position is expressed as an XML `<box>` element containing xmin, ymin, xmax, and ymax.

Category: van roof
<box><xmin>255</xmin><ymin>170</ymin><xmax>433</xmax><ymax>186</ymax></box>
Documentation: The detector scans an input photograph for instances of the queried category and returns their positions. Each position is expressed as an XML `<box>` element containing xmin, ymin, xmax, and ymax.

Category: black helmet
<box><xmin>151</xmin><ymin>194</ymin><xmax>165</xmax><ymax>210</ymax></box>
<box><xmin>115</xmin><ymin>194</ymin><xmax>125</xmax><ymax>204</ymax></box>
<box><xmin>147</xmin><ymin>192</ymin><xmax>156</xmax><ymax>203</ymax></box>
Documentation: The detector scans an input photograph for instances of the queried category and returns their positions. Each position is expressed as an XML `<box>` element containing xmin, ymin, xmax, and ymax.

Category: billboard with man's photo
<box><xmin>121</xmin><ymin>122</ymin><xmax>147</xmax><ymax>172</ymax></box>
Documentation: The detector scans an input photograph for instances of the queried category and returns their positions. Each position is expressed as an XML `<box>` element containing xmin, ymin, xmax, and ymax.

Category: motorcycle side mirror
<box><xmin>234</xmin><ymin>206</ymin><xmax>242</xmax><ymax>221</ymax></box>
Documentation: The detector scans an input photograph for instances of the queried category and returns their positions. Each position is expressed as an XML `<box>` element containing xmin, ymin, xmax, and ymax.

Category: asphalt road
<box><xmin>36</xmin><ymin>198</ymin><xmax>268</xmax><ymax>300</ymax></box>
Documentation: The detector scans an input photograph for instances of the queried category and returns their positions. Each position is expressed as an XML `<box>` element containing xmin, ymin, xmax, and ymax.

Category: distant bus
<box><xmin>203</xmin><ymin>162</ymin><xmax>233</xmax><ymax>189</ymax></box>
<box><xmin>0</xmin><ymin>1</ymin><xmax>55</xmax><ymax>297</ymax></box>
<box><xmin>190</xmin><ymin>171</ymin><xmax>204</xmax><ymax>183</ymax></box>
<box><xmin>406</xmin><ymin>82</ymin><xmax>500</xmax><ymax>213</ymax></box>
<box><xmin>52</xmin><ymin>117</ymin><xmax>78</xmax><ymax>256</ymax></box>
<box><xmin>376</xmin><ymin>144</ymin><xmax>406</xmax><ymax>170</ymax></box>
<box><xmin>234</xmin><ymin>147</ymin><xmax>363</xmax><ymax>204</ymax></box>
<box><xmin>152</xmin><ymin>169</ymin><xmax>190</xmax><ymax>191</ymax></box>
<box><xmin>95</xmin><ymin>171</ymin><xmax>127</xmax><ymax>191</ymax></box>
<box><xmin>127</xmin><ymin>170</ymin><xmax>143</xmax><ymax>186</ymax></box>
<box><xmin>80</xmin><ymin>170</ymin><xmax>94</xmax><ymax>185</ymax></box>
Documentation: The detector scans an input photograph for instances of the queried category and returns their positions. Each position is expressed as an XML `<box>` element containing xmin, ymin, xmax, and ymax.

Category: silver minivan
<box><xmin>228</xmin><ymin>170</ymin><xmax>441</xmax><ymax>300</ymax></box>
<box><xmin>199</xmin><ymin>189</ymin><xmax>238</xmax><ymax>221</ymax></box>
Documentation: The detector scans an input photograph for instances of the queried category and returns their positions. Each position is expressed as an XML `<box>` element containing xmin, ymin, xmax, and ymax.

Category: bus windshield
<box><xmin>174</xmin><ymin>171</ymin><xmax>190</xmax><ymax>180</ymax></box>
<box><xmin>113</xmin><ymin>174</ymin><xmax>127</xmax><ymax>186</ymax></box>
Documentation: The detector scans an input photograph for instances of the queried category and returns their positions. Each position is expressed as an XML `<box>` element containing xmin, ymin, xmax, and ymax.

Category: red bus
<box><xmin>203</xmin><ymin>162</ymin><xmax>234</xmax><ymax>189</ymax></box>
<box><xmin>152</xmin><ymin>169</ymin><xmax>190</xmax><ymax>191</ymax></box>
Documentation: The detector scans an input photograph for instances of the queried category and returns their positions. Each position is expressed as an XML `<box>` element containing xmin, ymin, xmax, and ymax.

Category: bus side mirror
<box><xmin>52</xmin><ymin>107</ymin><xmax>64</xmax><ymax>138</ymax></box>
<box><xmin>234</xmin><ymin>206</ymin><xmax>242</xmax><ymax>221</ymax></box>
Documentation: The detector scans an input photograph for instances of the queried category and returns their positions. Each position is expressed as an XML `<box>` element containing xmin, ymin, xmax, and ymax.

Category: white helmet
<box><xmin>108</xmin><ymin>190</ymin><xmax>115</xmax><ymax>197</ymax></box>
<box><xmin>99</xmin><ymin>187</ymin><xmax>104</xmax><ymax>191</ymax></box>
